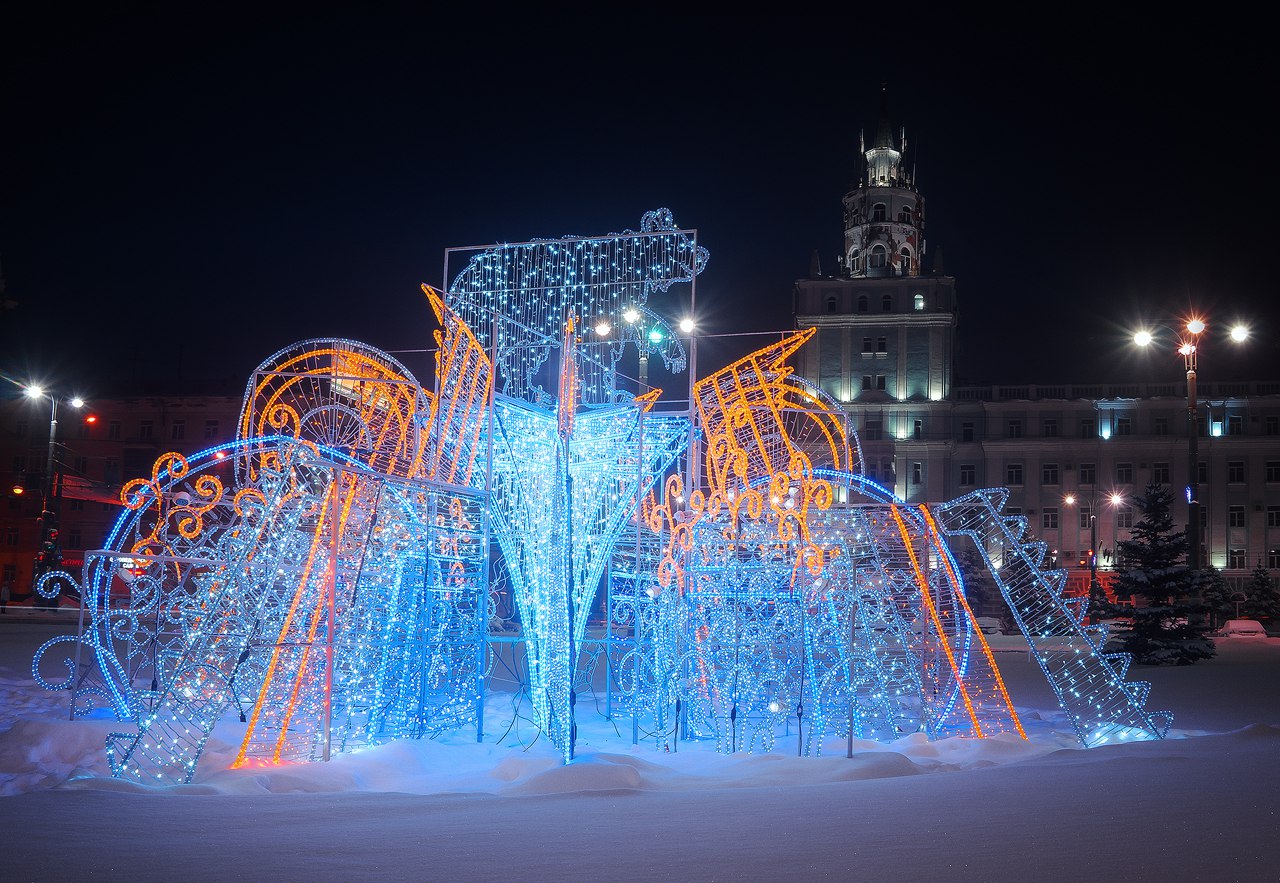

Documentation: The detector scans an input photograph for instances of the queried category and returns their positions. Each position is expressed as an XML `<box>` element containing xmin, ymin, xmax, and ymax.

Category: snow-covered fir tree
<box><xmin>1198</xmin><ymin>566</ymin><xmax>1234</xmax><ymax>630</ymax></box>
<box><xmin>1243</xmin><ymin>562</ymin><xmax>1280</xmax><ymax>626</ymax></box>
<box><xmin>1112</xmin><ymin>483</ymin><xmax>1214</xmax><ymax>665</ymax></box>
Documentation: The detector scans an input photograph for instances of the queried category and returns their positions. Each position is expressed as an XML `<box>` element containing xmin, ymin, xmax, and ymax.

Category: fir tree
<box><xmin>1198</xmin><ymin>566</ymin><xmax>1234</xmax><ymax>631</ymax></box>
<box><xmin>956</xmin><ymin>546</ymin><xmax>1003</xmax><ymax>624</ymax></box>
<box><xmin>1243</xmin><ymin>562</ymin><xmax>1280</xmax><ymax>626</ymax></box>
<box><xmin>1111</xmin><ymin>483</ymin><xmax>1215</xmax><ymax>665</ymax></box>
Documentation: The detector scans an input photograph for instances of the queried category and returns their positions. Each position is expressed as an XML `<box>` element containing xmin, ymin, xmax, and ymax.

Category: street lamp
<box><xmin>1133</xmin><ymin>316</ymin><xmax>1249</xmax><ymax>571</ymax></box>
<box><xmin>1065</xmin><ymin>491</ymin><xmax>1118</xmax><ymax>622</ymax></box>
<box><xmin>22</xmin><ymin>384</ymin><xmax>84</xmax><ymax>595</ymax></box>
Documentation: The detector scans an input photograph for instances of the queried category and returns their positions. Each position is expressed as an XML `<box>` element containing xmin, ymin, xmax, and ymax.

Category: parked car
<box><xmin>1214</xmin><ymin>619</ymin><xmax>1268</xmax><ymax>638</ymax></box>
<box><xmin>974</xmin><ymin>616</ymin><xmax>1004</xmax><ymax>635</ymax></box>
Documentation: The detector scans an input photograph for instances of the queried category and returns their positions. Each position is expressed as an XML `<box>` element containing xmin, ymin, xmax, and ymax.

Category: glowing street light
<box><xmin>22</xmin><ymin>383</ymin><xmax>85</xmax><ymax>595</ymax></box>
<box><xmin>1133</xmin><ymin>314</ymin><xmax>1248</xmax><ymax>571</ymax></box>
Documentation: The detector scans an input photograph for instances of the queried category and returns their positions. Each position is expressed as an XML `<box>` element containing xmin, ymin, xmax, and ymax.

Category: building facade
<box><xmin>795</xmin><ymin>91</ymin><xmax>1280</xmax><ymax>593</ymax></box>
<box><xmin>0</xmin><ymin>394</ymin><xmax>241</xmax><ymax>601</ymax></box>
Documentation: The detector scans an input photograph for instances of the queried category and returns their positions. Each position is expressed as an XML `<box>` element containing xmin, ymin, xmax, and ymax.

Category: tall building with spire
<box><xmin>794</xmin><ymin>89</ymin><xmax>1280</xmax><ymax>602</ymax></box>
<box><xmin>795</xmin><ymin>86</ymin><xmax>957</xmax><ymax>500</ymax></box>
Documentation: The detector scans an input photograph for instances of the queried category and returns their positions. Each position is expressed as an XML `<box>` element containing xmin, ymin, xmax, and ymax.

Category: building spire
<box><xmin>875</xmin><ymin>83</ymin><xmax>894</xmax><ymax>149</ymax></box>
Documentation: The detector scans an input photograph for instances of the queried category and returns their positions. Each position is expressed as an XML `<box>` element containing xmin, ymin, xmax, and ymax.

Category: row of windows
<box><xmin>10</xmin><ymin>419</ymin><xmax>223</xmax><ymax>441</ymax></box>
<box><xmin>915</xmin><ymin>415</ymin><xmax>1280</xmax><ymax>441</ymax></box>
<box><xmin>5</xmin><ymin>525</ymin><xmax>106</xmax><ymax>548</ymax></box>
<box><xmin>957</xmin><ymin>461</ymin><xmax>1280</xmax><ymax>487</ymax></box>
<box><xmin>1035</xmin><ymin>506</ymin><xmax>1280</xmax><ymax>535</ymax></box>
<box><xmin>862</xmin><ymin>202</ymin><xmax>916</xmax><ymax>223</ymax></box>
<box><xmin>827</xmin><ymin>293</ymin><xmax>929</xmax><ymax>313</ymax></box>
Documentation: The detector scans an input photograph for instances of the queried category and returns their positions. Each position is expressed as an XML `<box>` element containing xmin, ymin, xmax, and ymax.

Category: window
<box><xmin>913</xmin><ymin>293</ymin><xmax>925</xmax><ymax>310</ymax></box>
<box><xmin>68</xmin><ymin>528</ymin><xmax>82</xmax><ymax>548</ymax></box>
<box><xmin>1116</xmin><ymin>463</ymin><xmax>1133</xmax><ymax>483</ymax></box>
<box><xmin>1267</xmin><ymin>415</ymin><xmax>1279</xmax><ymax>436</ymax></box>
<box><xmin>1079</xmin><ymin>505</ymin><xmax>1093</xmax><ymax>529</ymax></box>
<box><xmin>864</xmin><ymin>419</ymin><xmax>882</xmax><ymax>441</ymax></box>
<box><xmin>1042</xmin><ymin>463</ymin><xmax>1059</xmax><ymax>485</ymax></box>
<box><xmin>1229</xmin><ymin>549</ymin><xmax>1247</xmax><ymax>569</ymax></box>
<box><xmin>1228</xmin><ymin>506</ymin><xmax>1246</xmax><ymax>528</ymax></box>
<box><xmin>171</xmin><ymin>420</ymin><xmax>186</xmax><ymax>441</ymax></box>
<box><xmin>1115</xmin><ymin>417</ymin><xmax>1132</xmax><ymax>436</ymax></box>
<box><xmin>899</xmin><ymin>205</ymin><xmax>915</xmax><ymax>223</ymax></box>
<box><xmin>5</xmin><ymin>527</ymin><xmax>17</xmax><ymax>546</ymax></box>
<box><xmin>912</xmin><ymin>419</ymin><xmax>922</xmax><ymax>440</ymax></box>
<box><xmin>204</xmin><ymin>420</ymin><xmax>219</xmax><ymax>439</ymax></box>
<box><xmin>1270</xmin><ymin>549</ymin><xmax>1280</xmax><ymax>569</ymax></box>
<box><xmin>139</xmin><ymin>421</ymin><xmax>154</xmax><ymax>440</ymax></box>
<box><xmin>1042</xmin><ymin>508</ymin><xmax>1059</xmax><ymax>530</ymax></box>
<box><xmin>1153</xmin><ymin>462</ymin><xmax>1170</xmax><ymax>484</ymax></box>
<box><xmin>875</xmin><ymin>375</ymin><xmax>886</xmax><ymax>390</ymax></box>
<box><xmin>857</xmin><ymin>295</ymin><xmax>868</xmax><ymax>313</ymax></box>
<box><xmin>1081</xmin><ymin>418</ymin><xmax>1095</xmax><ymax>438</ymax></box>
<box><xmin>826</xmin><ymin>297</ymin><xmax>838</xmax><ymax>313</ymax></box>
<box><xmin>1228</xmin><ymin>461</ymin><xmax>1245</xmax><ymax>483</ymax></box>
<box><xmin>77</xmin><ymin>421</ymin><xmax>91</xmax><ymax>439</ymax></box>
<box><xmin>959</xmin><ymin>464</ymin><xmax>976</xmax><ymax>485</ymax></box>
<box><xmin>70</xmin><ymin>499</ymin><xmax>84</xmax><ymax>512</ymax></box>
<box><xmin>1154</xmin><ymin>417</ymin><xmax>1169</xmax><ymax>436</ymax></box>
<box><xmin>1267</xmin><ymin>461</ymin><xmax>1280</xmax><ymax>482</ymax></box>
<box><xmin>1268</xmin><ymin>506</ymin><xmax>1280</xmax><ymax>528</ymax></box>
<box><xmin>1042</xmin><ymin>419</ymin><xmax>1058</xmax><ymax>437</ymax></box>
<box><xmin>911</xmin><ymin>462</ymin><xmax>922</xmax><ymax>485</ymax></box>
<box><xmin>862</xmin><ymin>375</ymin><xmax>872</xmax><ymax>392</ymax></box>
<box><xmin>872</xmin><ymin>203</ymin><xmax>887</xmax><ymax>221</ymax></box>
<box><xmin>108</xmin><ymin>420</ymin><xmax>121</xmax><ymax>439</ymax></box>
<box><xmin>898</xmin><ymin>248</ymin><xmax>911</xmax><ymax>272</ymax></box>
<box><xmin>1228</xmin><ymin>415</ymin><xmax>1243</xmax><ymax>436</ymax></box>
<box><xmin>72</xmin><ymin>456</ymin><xmax>87</xmax><ymax>475</ymax></box>
<box><xmin>1006</xmin><ymin>464</ymin><xmax>1023</xmax><ymax>485</ymax></box>
<box><xmin>1008</xmin><ymin>420</ymin><xmax>1023</xmax><ymax>438</ymax></box>
<box><xmin>961</xmin><ymin>422</ymin><xmax>974</xmax><ymax>443</ymax></box>
<box><xmin>1117</xmin><ymin>507</ymin><xmax>1134</xmax><ymax>529</ymax></box>
<box><xmin>870</xmin><ymin>246</ymin><xmax>887</xmax><ymax>269</ymax></box>
<box><xmin>1079</xmin><ymin>463</ymin><xmax>1096</xmax><ymax>485</ymax></box>
<box><xmin>14</xmin><ymin>421</ymin><xmax>27</xmax><ymax>437</ymax></box>
<box><xmin>862</xmin><ymin>337</ymin><xmax>873</xmax><ymax>354</ymax></box>
<box><xmin>876</xmin><ymin>336</ymin><xmax>887</xmax><ymax>353</ymax></box>
<box><xmin>881</xmin><ymin>294</ymin><xmax>892</xmax><ymax>311</ymax></box>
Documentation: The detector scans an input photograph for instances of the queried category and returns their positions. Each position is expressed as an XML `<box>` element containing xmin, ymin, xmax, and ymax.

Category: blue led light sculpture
<box><xmin>32</xmin><ymin>209</ymin><xmax>1172</xmax><ymax>786</ymax></box>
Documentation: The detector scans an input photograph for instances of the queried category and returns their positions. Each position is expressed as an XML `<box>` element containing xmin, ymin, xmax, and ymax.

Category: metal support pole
<box><xmin>322</xmin><ymin>468</ymin><xmax>341</xmax><ymax>762</ymax></box>
<box><xmin>1186</xmin><ymin>366</ymin><xmax>1200</xmax><ymax>572</ymax></box>
<box><xmin>33</xmin><ymin>397</ymin><xmax>59</xmax><ymax>598</ymax></box>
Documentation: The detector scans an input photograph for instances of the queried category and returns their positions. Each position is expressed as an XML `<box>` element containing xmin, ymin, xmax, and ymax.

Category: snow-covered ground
<box><xmin>2</xmin><ymin>608</ymin><xmax>1278</xmax><ymax>881</ymax></box>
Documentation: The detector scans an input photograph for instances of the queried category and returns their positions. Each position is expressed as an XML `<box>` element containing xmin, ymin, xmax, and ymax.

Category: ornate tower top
<box><xmin>843</xmin><ymin>87</ymin><xmax>924</xmax><ymax>279</ymax></box>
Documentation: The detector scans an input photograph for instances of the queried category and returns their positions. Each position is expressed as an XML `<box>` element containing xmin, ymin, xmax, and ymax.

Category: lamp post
<box><xmin>1064</xmin><ymin>491</ymin><xmax>1105</xmax><ymax>621</ymax></box>
<box><xmin>1134</xmin><ymin>317</ymin><xmax>1248</xmax><ymax>572</ymax></box>
<box><xmin>23</xmin><ymin>384</ymin><xmax>84</xmax><ymax>597</ymax></box>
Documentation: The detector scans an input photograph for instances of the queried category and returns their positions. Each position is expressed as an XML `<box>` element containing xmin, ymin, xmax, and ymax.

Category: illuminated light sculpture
<box><xmin>446</xmin><ymin>206</ymin><xmax>704</xmax><ymax>407</ymax></box>
<box><xmin>238</xmin><ymin>338</ymin><xmax>433</xmax><ymax>479</ymax></box>
<box><xmin>35</xmin><ymin>331</ymin><xmax>492</xmax><ymax>783</ymax></box>
<box><xmin>607</xmin><ymin>329</ymin><xmax>1166</xmax><ymax>753</ymax></box>
<box><xmin>460</xmin><ymin>213</ymin><xmax>704</xmax><ymax>759</ymax></box>
<box><xmin>33</xmin><ymin>209</ymin><xmax>1173</xmax><ymax>786</ymax></box>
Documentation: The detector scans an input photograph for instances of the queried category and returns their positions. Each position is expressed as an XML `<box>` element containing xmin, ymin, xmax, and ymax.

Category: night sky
<box><xmin>3</xmin><ymin>11</ymin><xmax>1276</xmax><ymax>399</ymax></box>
